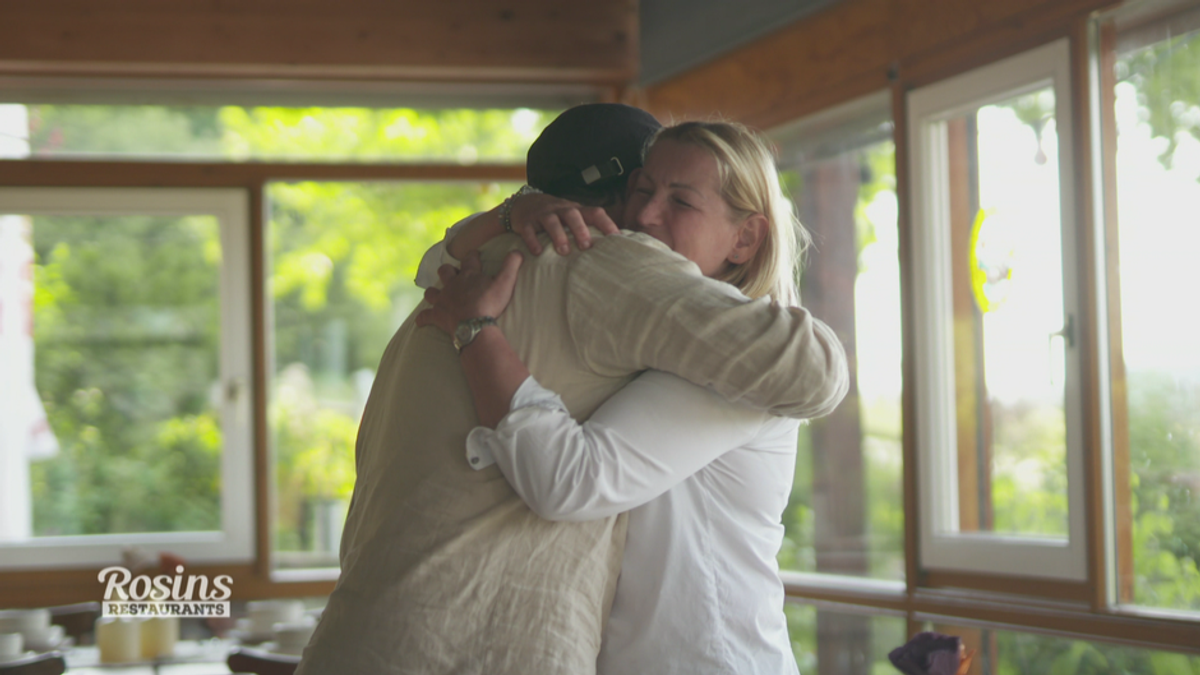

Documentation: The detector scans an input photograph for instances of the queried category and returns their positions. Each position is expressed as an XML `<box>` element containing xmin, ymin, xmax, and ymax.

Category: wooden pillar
<box><xmin>947</xmin><ymin>116</ymin><xmax>993</xmax><ymax>533</ymax></box>
<box><xmin>799</xmin><ymin>153</ymin><xmax>869</xmax><ymax>675</ymax></box>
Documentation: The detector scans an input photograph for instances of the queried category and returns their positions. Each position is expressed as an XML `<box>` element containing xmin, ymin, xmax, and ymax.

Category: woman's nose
<box><xmin>632</xmin><ymin>194</ymin><xmax>661</xmax><ymax>229</ymax></box>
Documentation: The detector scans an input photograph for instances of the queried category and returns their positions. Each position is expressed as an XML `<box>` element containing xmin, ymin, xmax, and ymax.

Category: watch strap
<box><xmin>453</xmin><ymin>316</ymin><xmax>498</xmax><ymax>353</ymax></box>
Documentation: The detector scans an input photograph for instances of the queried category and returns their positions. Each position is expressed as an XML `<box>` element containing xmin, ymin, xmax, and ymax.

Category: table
<box><xmin>63</xmin><ymin>639</ymin><xmax>234</xmax><ymax>674</ymax></box>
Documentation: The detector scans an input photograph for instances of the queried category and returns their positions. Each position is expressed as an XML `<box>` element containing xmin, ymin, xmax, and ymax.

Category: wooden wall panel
<box><xmin>0</xmin><ymin>0</ymin><xmax>638</xmax><ymax>84</ymax></box>
<box><xmin>641</xmin><ymin>0</ymin><xmax>1115</xmax><ymax>128</ymax></box>
<box><xmin>641</xmin><ymin>0</ymin><xmax>893</xmax><ymax>125</ymax></box>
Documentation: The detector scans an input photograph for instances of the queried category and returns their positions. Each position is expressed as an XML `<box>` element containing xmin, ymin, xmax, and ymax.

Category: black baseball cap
<box><xmin>526</xmin><ymin>103</ymin><xmax>662</xmax><ymax>199</ymax></box>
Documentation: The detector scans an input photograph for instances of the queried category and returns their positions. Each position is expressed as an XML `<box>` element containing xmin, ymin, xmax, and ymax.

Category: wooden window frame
<box><xmin>773</xmin><ymin>10</ymin><xmax>1200</xmax><ymax>660</ymax></box>
<box><xmin>908</xmin><ymin>38</ymin><xmax>1090</xmax><ymax>582</ymax></box>
<box><xmin>0</xmin><ymin>187</ymin><xmax>255</xmax><ymax>570</ymax></box>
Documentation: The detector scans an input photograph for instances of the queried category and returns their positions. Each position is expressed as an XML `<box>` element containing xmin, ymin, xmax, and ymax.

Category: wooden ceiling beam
<box><xmin>640</xmin><ymin>0</ymin><xmax>1117</xmax><ymax>128</ymax></box>
<box><xmin>0</xmin><ymin>0</ymin><xmax>638</xmax><ymax>86</ymax></box>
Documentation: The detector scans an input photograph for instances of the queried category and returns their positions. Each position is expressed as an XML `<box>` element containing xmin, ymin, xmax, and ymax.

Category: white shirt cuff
<box><xmin>414</xmin><ymin>212</ymin><xmax>481</xmax><ymax>288</ymax></box>
<box><xmin>464</xmin><ymin>376</ymin><xmax>568</xmax><ymax>471</ymax></box>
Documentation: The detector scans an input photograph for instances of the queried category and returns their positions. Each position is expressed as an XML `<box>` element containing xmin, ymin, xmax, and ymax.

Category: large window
<box><xmin>16</xmin><ymin>104</ymin><xmax>542</xmax><ymax>163</ymax></box>
<box><xmin>0</xmin><ymin>188</ymin><xmax>253</xmax><ymax>567</ymax></box>
<box><xmin>1099</xmin><ymin>2</ymin><xmax>1200</xmax><ymax>615</ymax></box>
<box><xmin>770</xmin><ymin>93</ymin><xmax>908</xmax><ymax>669</ymax></box>
<box><xmin>769</xmin><ymin>14</ymin><xmax>1200</xmax><ymax>669</ymax></box>
<box><xmin>266</xmin><ymin>179</ymin><xmax>519</xmax><ymax>571</ymax></box>
<box><xmin>908</xmin><ymin>40</ymin><xmax>1087</xmax><ymax>580</ymax></box>
<box><xmin>0</xmin><ymin>103</ymin><xmax>538</xmax><ymax>576</ymax></box>
<box><xmin>785</xmin><ymin>600</ymin><xmax>906</xmax><ymax>673</ymax></box>
<box><xmin>773</xmin><ymin>92</ymin><xmax>905</xmax><ymax>586</ymax></box>
<box><xmin>928</xmin><ymin>621</ymin><xmax>1200</xmax><ymax>673</ymax></box>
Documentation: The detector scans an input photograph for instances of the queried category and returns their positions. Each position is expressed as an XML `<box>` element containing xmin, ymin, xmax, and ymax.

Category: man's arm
<box><xmin>421</xmin><ymin>227</ymin><xmax>849</xmax><ymax>422</ymax></box>
<box><xmin>567</xmin><ymin>232</ymin><xmax>849</xmax><ymax>420</ymax></box>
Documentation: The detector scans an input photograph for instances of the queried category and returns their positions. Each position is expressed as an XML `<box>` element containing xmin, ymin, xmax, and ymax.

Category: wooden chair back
<box><xmin>0</xmin><ymin>652</ymin><xmax>66</xmax><ymax>675</ymax></box>
<box><xmin>47</xmin><ymin>602</ymin><xmax>101</xmax><ymax>644</ymax></box>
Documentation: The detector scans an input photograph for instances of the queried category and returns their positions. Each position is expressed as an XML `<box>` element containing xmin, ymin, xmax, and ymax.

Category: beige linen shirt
<box><xmin>296</xmin><ymin>230</ymin><xmax>847</xmax><ymax>675</ymax></box>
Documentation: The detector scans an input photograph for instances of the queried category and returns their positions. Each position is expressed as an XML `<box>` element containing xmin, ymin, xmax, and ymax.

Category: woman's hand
<box><xmin>508</xmin><ymin>193</ymin><xmax>620</xmax><ymax>256</ymax></box>
<box><xmin>416</xmin><ymin>250</ymin><xmax>524</xmax><ymax>335</ymax></box>
<box><xmin>445</xmin><ymin>193</ymin><xmax>620</xmax><ymax>261</ymax></box>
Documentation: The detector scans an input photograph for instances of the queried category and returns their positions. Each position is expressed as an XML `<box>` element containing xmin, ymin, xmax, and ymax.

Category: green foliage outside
<box><xmin>785</xmin><ymin>603</ymin><xmax>906</xmax><ymax>675</ymax></box>
<box><xmin>26</xmin><ymin>105</ymin><xmax>540</xmax><ymax>162</ymax></box>
<box><xmin>990</xmin><ymin>628</ymin><xmax>1200</xmax><ymax>674</ymax></box>
<box><xmin>31</xmin><ymin>214</ymin><xmax>223</xmax><ymax>536</ymax></box>
<box><xmin>1115</xmin><ymin>28</ymin><xmax>1200</xmax><ymax>614</ymax></box>
<box><xmin>1127</xmin><ymin>371</ymin><xmax>1200</xmax><ymax>611</ymax></box>
<box><xmin>1117</xmin><ymin>30</ymin><xmax>1200</xmax><ymax>176</ymax></box>
<box><xmin>989</xmin><ymin>401</ymin><xmax>1068</xmax><ymax>536</ymax></box>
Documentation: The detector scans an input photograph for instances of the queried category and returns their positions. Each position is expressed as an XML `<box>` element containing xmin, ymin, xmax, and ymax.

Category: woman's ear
<box><xmin>728</xmin><ymin>214</ymin><xmax>768</xmax><ymax>265</ymax></box>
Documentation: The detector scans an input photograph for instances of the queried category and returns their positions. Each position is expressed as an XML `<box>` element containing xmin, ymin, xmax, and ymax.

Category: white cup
<box><xmin>0</xmin><ymin>632</ymin><xmax>23</xmax><ymax>659</ymax></box>
<box><xmin>0</xmin><ymin>609</ymin><xmax>50</xmax><ymax>635</ymax></box>
<box><xmin>21</xmin><ymin>624</ymin><xmax>63</xmax><ymax>651</ymax></box>
<box><xmin>247</xmin><ymin>600</ymin><xmax>303</xmax><ymax>636</ymax></box>
<box><xmin>273</xmin><ymin>621</ymin><xmax>315</xmax><ymax>654</ymax></box>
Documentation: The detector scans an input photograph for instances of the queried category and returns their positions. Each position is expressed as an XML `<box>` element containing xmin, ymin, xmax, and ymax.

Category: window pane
<box><xmin>1</xmin><ymin>104</ymin><xmax>553</xmax><ymax>162</ymax></box>
<box><xmin>1107</xmin><ymin>15</ymin><xmax>1200</xmax><ymax>613</ymax></box>
<box><xmin>1</xmin><ymin>213</ymin><xmax>222</xmax><ymax>541</ymax></box>
<box><xmin>937</xmin><ymin>87</ymin><xmax>1071</xmax><ymax>539</ymax></box>
<box><xmin>910</xmin><ymin>41</ymin><xmax>1085</xmax><ymax>579</ymax></box>
<box><xmin>928</xmin><ymin>621</ymin><xmax>1200</xmax><ymax>674</ymax></box>
<box><xmin>269</xmin><ymin>180</ymin><xmax>518</xmax><ymax>569</ymax></box>
<box><xmin>776</xmin><ymin>126</ymin><xmax>905</xmax><ymax>581</ymax></box>
<box><xmin>785</xmin><ymin>601</ymin><xmax>906</xmax><ymax>674</ymax></box>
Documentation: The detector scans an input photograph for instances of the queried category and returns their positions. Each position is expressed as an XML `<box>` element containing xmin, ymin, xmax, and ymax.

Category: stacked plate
<box><xmin>230</xmin><ymin>600</ymin><xmax>316</xmax><ymax>655</ymax></box>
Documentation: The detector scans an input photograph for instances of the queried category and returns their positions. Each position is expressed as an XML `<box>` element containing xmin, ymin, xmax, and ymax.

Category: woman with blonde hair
<box><xmin>419</xmin><ymin>120</ymin><xmax>842</xmax><ymax>675</ymax></box>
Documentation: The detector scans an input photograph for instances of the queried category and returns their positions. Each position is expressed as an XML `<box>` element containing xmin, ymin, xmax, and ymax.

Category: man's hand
<box><xmin>508</xmin><ymin>192</ymin><xmax>620</xmax><ymax>256</ymax></box>
<box><xmin>416</xmin><ymin>251</ymin><xmax>524</xmax><ymax>335</ymax></box>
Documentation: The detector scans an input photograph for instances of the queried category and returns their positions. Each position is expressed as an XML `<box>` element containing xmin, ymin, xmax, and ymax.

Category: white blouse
<box><xmin>467</xmin><ymin>371</ymin><xmax>801</xmax><ymax>675</ymax></box>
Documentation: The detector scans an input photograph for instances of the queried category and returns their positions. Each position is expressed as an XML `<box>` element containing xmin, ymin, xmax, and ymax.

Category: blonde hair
<box><xmin>651</xmin><ymin>121</ymin><xmax>809</xmax><ymax>307</ymax></box>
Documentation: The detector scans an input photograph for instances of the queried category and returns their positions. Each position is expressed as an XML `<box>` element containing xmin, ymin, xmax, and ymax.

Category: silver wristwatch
<box><xmin>453</xmin><ymin>316</ymin><xmax>498</xmax><ymax>353</ymax></box>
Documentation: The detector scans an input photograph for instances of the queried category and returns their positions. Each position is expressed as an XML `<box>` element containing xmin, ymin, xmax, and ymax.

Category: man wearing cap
<box><xmin>296</xmin><ymin>105</ymin><xmax>845</xmax><ymax>675</ymax></box>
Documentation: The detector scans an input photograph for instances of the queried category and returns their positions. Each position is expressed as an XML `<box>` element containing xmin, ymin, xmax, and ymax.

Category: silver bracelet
<box><xmin>499</xmin><ymin>184</ymin><xmax>543</xmax><ymax>233</ymax></box>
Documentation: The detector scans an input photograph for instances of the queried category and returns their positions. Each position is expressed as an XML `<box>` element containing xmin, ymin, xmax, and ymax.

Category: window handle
<box><xmin>225</xmin><ymin>378</ymin><xmax>249</xmax><ymax>427</ymax></box>
<box><xmin>225</xmin><ymin>378</ymin><xmax>245</xmax><ymax>403</ymax></box>
<box><xmin>1049</xmin><ymin>314</ymin><xmax>1075</xmax><ymax>349</ymax></box>
<box><xmin>1047</xmin><ymin>315</ymin><xmax>1074</xmax><ymax>388</ymax></box>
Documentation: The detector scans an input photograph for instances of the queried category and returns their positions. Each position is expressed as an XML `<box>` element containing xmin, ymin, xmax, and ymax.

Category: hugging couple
<box><xmin>296</xmin><ymin>103</ymin><xmax>848</xmax><ymax>675</ymax></box>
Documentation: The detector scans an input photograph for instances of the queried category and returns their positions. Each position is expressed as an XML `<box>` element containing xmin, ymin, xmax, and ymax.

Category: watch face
<box><xmin>454</xmin><ymin>322</ymin><xmax>474</xmax><ymax>350</ymax></box>
<box><xmin>453</xmin><ymin>317</ymin><xmax>494</xmax><ymax>352</ymax></box>
<box><xmin>453</xmin><ymin>319</ymin><xmax>472</xmax><ymax>341</ymax></box>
